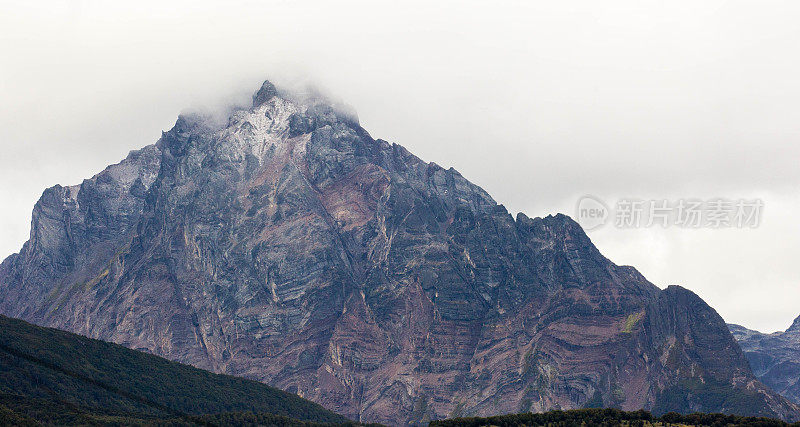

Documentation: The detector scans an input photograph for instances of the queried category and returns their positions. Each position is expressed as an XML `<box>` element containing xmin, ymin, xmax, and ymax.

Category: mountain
<box><xmin>1</xmin><ymin>80</ymin><xmax>798</xmax><ymax>424</ymax></box>
<box><xmin>0</xmin><ymin>314</ymin><xmax>350</xmax><ymax>425</ymax></box>
<box><xmin>729</xmin><ymin>316</ymin><xmax>800</xmax><ymax>405</ymax></box>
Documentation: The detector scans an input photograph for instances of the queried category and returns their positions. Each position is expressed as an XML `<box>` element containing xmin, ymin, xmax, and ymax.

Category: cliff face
<box><xmin>0</xmin><ymin>144</ymin><xmax>160</xmax><ymax>323</ymax></box>
<box><xmin>1</xmin><ymin>81</ymin><xmax>797</xmax><ymax>425</ymax></box>
<box><xmin>730</xmin><ymin>316</ymin><xmax>800</xmax><ymax>406</ymax></box>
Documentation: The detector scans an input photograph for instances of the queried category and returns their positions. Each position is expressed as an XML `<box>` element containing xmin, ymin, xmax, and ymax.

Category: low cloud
<box><xmin>1</xmin><ymin>0</ymin><xmax>798</xmax><ymax>332</ymax></box>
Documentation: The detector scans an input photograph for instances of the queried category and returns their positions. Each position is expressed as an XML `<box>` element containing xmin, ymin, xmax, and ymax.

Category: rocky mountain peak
<box><xmin>252</xmin><ymin>80</ymin><xmax>279</xmax><ymax>107</ymax></box>
<box><xmin>1</xmin><ymin>80</ymin><xmax>798</xmax><ymax>424</ymax></box>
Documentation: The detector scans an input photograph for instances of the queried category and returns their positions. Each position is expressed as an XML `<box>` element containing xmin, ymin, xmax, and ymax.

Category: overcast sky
<box><xmin>1</xmin><ymin>1</ymin><xmax>798</xmax><ymax>332</ymax></box>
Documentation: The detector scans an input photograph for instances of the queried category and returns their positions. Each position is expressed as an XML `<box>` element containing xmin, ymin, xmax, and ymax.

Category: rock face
<box><xmin>729</xmin><ymin>316</ymin><xmax>800</xmax><ymax>405</ymax></box>
<box><xmin>1</xmin><ymin>81</ymin><xmax>798</xmax><ymax>424</ymax></box>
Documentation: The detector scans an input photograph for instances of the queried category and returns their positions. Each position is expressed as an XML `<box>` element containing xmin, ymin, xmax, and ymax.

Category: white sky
<box><xmin>1</xmin><ymin>0</ymin><xmax>798</xmax><ymax>332</ymax></box>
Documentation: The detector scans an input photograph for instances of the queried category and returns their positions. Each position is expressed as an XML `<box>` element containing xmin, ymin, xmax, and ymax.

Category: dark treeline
<box><xmin>0</xmin><ymin>393</ymin><xmax>382</xmax><ymax>427</ymax></box>
<box><xmin>431</xmin><ymin>408</ymin><xmax>800</xmax><ymax>427</ymax></box>
<box><xmin>0</xmin><ymin>315</ymin><xmax>348</xmax><ymax>425</ymax></box>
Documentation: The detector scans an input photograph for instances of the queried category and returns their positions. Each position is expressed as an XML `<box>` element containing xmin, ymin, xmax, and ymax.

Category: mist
<box><xmin>1</xmin><ymin>0</ymin><xmax>799</xmax><ymax>332</ymax></box>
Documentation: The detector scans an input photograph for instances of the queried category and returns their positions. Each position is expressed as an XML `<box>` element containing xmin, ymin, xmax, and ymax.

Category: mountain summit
<box><xmin>1</xmin><ymin>81</ymin><xmax>797</xmax><ymax>424</ymax></box>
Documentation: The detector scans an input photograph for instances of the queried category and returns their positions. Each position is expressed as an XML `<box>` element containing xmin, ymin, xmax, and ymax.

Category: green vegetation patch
<box><xmin>622</xmin><ymin>311</ymin><xmax>644</xmax><ymax>333</ymax></box>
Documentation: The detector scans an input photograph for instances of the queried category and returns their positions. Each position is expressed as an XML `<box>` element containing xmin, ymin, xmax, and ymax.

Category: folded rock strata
<box><xmin>1</xmin><ymin>81</ymin><xmax>797</xmax><ymax>425</ymax></box>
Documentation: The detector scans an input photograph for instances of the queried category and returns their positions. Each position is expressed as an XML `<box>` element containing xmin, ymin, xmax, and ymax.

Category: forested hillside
<box><xmin>0</xmin><ymin>315</ymin><xmax>350</xmax><ymax>425</ymax></box>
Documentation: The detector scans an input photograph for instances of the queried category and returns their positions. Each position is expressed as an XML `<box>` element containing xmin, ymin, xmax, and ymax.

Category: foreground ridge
<box><xmin>0</xmin><ymin>315</ymin><xmax>349</xmax><ymax>425</ymax></box>
<box><xmin>0</xmin><ymin>80</ymin><xmax>798</xmax><ymax>424</ymax></box>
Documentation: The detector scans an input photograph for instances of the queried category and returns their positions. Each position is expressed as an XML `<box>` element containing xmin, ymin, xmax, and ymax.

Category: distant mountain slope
<box><xmin>730</xmin><ymin>316</ymin><xmax>800</xmax><ymax>405</ymax></box>
<box><xmin>1</xmin><ymin>80</ymin><xmax>798</xmax><ymax>424</ymax></box>
<box><xmin>0</xmin><ymin>315</ymin><xmax>349</xmax><ymax>425</ymax></box>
